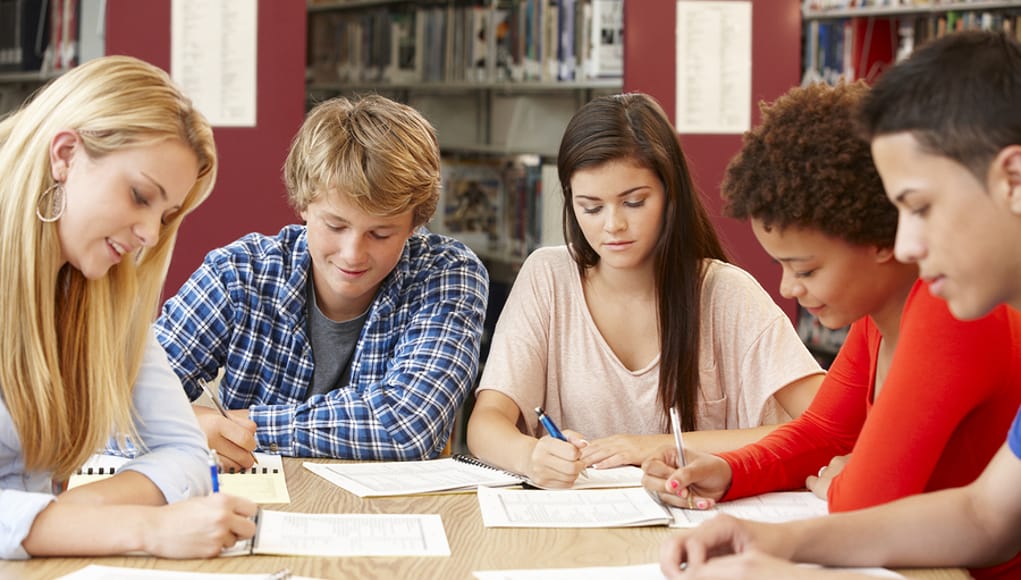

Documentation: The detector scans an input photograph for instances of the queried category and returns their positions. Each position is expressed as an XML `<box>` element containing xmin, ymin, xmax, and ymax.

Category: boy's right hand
<box><xmin>144</xmin><ymin>494</ymin><xmax>258</xmax><ymax>559</ymax></box>
<box><xmin>193</xmin><ymin>405</ymin><xmax>258</xmax><ymax>470</ymax></box>
<box><xmin>526</xmin><ymin>429</ymin><xmax>588</xmax><ymax>488</ymax></box>
<box><xmin>642</xmin><ymin>445</ymin><xmax>733</xmax><ymax>509</ymax></box>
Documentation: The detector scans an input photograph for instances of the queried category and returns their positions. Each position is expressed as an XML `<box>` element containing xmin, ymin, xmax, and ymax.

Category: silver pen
<box><xmin>669</xmin><ymin>406</ymin><xmax>687</xmax><ymax>468</ymax></box>
<box><xmin>199</xmin><ymin>378</ymin><xmax>258</xmax><ymax>466</ymax></box>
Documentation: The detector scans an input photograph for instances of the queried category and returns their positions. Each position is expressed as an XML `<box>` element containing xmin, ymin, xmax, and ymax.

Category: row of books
<box><xmin>804</xmin><ymin>0</ymin><xmax>1018</xmax><ymax>11</ymax></box>
<box><xmin>802</xmin><ymin>9</ymin><xmax>1021</xmax><ymax>85</ymax></box>
<box><xmin>308</xmin><ymin>0</ymin><xmax>623</xmax><ymax>86</ymax></box>
<box><xmin>433</xmin><ymin>155</ymin><xmax>563</xmax><ymax>263</ymax></box>
<box><xmin>0</xmin><ymin>0</ymin><xmax>93</xmax><ymax>73</ymax></box>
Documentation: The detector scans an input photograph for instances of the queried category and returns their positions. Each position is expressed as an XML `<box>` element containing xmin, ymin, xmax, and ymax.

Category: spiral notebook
<box><xmin>304</xmin><ymin>454</ymin><xmax>643</xmax><ymax>498</ymax></box>
<box><xmin>68</xmin><ymin>452</ymin><xmax>291</xmax><ymax>504</ymax></box>
<box><xmin>303</xmin><ymin>454</ymin><xmax>526</xmax><ymax>497</ymax></box>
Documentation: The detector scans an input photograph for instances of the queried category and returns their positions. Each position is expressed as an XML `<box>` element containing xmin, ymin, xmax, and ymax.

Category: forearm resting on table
<box><xmin>466</xmin><ymin>405</ymin><xmax>537</xmax><ymax>475</ymax></box>
<box><xmin>59</xmin><ymin>470</ymin><xmax>167</xmax><ymax>506</ymax></box>
<box><xmin>682</xmin><ymin>425</ymin><xmax>784</xmax><ymax>455</ymax></box>
<box><xmin>22</xmin><ymin>501</ymin><xmax>153</xmax><ymax>556</ymax></box>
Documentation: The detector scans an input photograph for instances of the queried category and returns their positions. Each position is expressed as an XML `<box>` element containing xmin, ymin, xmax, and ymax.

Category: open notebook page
<box><xmin>67</xmin><ymin>452</ymin><xmax>290</xmax><ymax>504</ymax></box>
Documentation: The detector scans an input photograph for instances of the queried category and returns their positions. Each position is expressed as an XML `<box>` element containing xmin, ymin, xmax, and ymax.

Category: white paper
<box><xmin>472</xmin><ymin>562</ymin><xmax>904</xmax><ymax>579</ymax></box>
<box><xmin>171</xmin><ymin>0</ymin><xmax>257</xmax><ymax>127</ymax></box>
<box><xmin>529</xmin><ymin>465</ymin><xmax>644</xmax><ymax>490</ymax></box>
<box><xmin>57</xmin><ymin>565</ymin><xmax>319</xmax><ymax>579</ymax></box>
<box><xmin>304</xmin><ymin>458</ymin><xmax>524</xmax><ymax>497</ymax></box>
<box><xmin>219</xmin><ymin>453</ymin><xmax>290</xmax><ymax>504</ymax></box>
<box><xmin>474</xmin><ymin>562</ymin><xmax>665</xmax><ymax>580</ymax></box>
<box><xmin>669</xmin><ymin>491</ymin><xmax>829</xmax><ymax>528</ymax></box>
<box><xmin>675</xmin><ymin>1</ymin><xmax>751</xmax><ymax>134</ymax></box>
<box><xmin>477</xmin><ymin>486</ymin><xmax>672</xmax><ymax>528</ymax></box>
<box><xmin>249</xmin><ymin>511</ymin><xmax>450</xmax><ymax>557</ymax></box>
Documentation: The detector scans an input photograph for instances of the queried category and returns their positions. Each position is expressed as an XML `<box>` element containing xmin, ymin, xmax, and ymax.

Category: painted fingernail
<box><xmin>679</xmin><ymin>488</ymin><xmax>688</xmax><ymax>498</ymax></box>
<box><xmin>669</xmin><ymin>480</ymin><xmax>679</xmax><ymax>490</ymax></box>
<box><xmin>696</xmin><ymin>499</ymin><xmax>709</xmax><ymax>509</ymax></box>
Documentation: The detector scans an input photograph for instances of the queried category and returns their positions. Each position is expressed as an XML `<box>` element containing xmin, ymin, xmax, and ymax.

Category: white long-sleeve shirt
<box><xmin>0</xmin><ymin>329</ymin><xmax>211</xmax><ymax>559</ymax></box>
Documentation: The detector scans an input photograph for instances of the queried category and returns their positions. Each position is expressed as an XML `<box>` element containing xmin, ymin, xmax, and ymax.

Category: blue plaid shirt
<box><xmin>154</xmin><ymin>225</ymin><xmax>488</xmax><ymax>460</ymax></box>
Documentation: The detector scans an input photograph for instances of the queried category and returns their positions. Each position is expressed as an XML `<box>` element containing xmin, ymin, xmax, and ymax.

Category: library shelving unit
<box><xmin>802</xmin><ymin>1</ymin><xmax>1021</xmax><ymax>85</ymax></box>
<box><xmin>306</xmin><ymin>0</ymin><xmax>625</xmax><ymax>273</ymax></box>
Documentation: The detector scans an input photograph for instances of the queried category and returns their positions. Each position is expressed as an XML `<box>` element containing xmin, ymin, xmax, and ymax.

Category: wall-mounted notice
<box><xmin>675</xmin><ymin>1</ymin><xmax>751</xmax><ymax>134</ymax></box>
<box><xmin>172</xmin><ymin>0</ymin><xmax>257</xmax><ymax>127</ymax></box>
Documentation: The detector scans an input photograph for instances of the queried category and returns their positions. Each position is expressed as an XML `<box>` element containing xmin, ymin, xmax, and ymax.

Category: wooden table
<box><xmin>0</xmin><ymin>458</ymin><xmax>972</xmax><ymax>579</ymax></box>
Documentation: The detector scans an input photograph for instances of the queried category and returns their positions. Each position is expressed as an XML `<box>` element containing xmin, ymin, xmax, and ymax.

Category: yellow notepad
<box><xmin>68</xmin><ymin>452</ymin><xmax>290</xmax><ymax>504</ymax></box>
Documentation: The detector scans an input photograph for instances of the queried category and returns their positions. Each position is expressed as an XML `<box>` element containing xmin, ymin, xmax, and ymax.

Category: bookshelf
<box><xmin>803</xmin><ymin>1</ymin><xmax>1021</xmax><ymax>20</ymax></box>
<box><xmin>306</xmin><ymin>0</ymin><xmax>625</xmax><ymax>271</ymax></box>
<box><xmin>802</xmin><ymin>1</ymin><xmax>1021</xmax><ymax>85</ymax></box>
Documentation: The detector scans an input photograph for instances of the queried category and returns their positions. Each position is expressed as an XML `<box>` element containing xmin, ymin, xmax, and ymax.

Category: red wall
<box><xmin>624</xmin><ymin>0</ymin><xmax>801</xmax><ymax>319</ymax></box>
<box><xmin>105</xmin><ymin>0</ymin><xmax>306</xmax><ymax>297</ymax></box>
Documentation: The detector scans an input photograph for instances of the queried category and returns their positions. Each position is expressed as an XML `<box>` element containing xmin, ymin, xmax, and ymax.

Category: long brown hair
<box><xmin>557</xmin><ymin>93</ymin><xmax>728</xmax><ymax>431</ymax></box>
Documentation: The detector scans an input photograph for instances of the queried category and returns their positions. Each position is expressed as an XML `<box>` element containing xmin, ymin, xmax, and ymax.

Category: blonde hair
<box><xmin>284</xmin><ymin>95</ymin><xmax>440</xmax><ymax>226</ymax></box>
<box><xmin>0</xmin><ymin>55</ymin><xmax>217</xmax><ymax>478</ymax></box>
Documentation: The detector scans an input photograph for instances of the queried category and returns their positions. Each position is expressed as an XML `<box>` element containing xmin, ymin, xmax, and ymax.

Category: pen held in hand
<box><xmin>670</xmin><ymin>406</ymin><xmax>697</xmax><ymax>509</ymax></box>
<box><xmin>209</xmin><ymin>449</ymin><xmax>220</xmax><ymax>493</ymax></box>
<box><xmin>199</xmin><ymin>379</ymin><xmax>258</xmax><ymax>467</ymax></box>
<box><xmin>534</xmin><ymin>407</ymin><xmax>588</xmax><ymax>477</ymax></box>
<box><xmin>669</xmin><ymin>406</ymin><xmax>687</xmax><ymax>468</ymax></box>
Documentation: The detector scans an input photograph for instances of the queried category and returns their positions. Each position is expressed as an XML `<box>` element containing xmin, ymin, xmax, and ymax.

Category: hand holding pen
<box><xmin>198</xmin><ymin>379</ymin><xmax>259</xmax><ymax>470</ymax></box>
<box><xmin>531</xmin><ymin>407</ymin><xmax>589</xmax><ymax>486</ymax></box>
<box><xmin>639</xmin><ymin>408</ymin><xmax>726</xmax><ymax>510</ymax></box>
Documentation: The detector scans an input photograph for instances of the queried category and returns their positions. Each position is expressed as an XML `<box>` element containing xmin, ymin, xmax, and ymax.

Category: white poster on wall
<box><xmin>675</xmin><ymin>1</ymin><xmax>751</xmax><ymax>134</ymax></box>
<box><xmin>171</xmin><ymin>0</ymin><xmax>257</xmax><ymax>127</ymax></box>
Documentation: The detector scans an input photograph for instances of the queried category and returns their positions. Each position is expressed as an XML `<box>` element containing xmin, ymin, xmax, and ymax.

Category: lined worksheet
<box><xmin>477</xmin><ymin>486</ymin><xmax>672</xmax><ymax>528</ymax></box>
<box><xmin>669</xmin><ymin>491</ymin><xmax>829</xmax><ymax>528</ymax></box>
<box><xmin>245</xmin><ymin>511</ymin><xmax>451</xmax><ymax>557</ymax></box>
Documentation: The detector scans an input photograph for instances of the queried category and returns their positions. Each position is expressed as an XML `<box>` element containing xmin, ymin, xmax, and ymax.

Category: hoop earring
<box><xmin>36</xmin><ymin>182</ymin><xmax>66</xmax><ymax>223</ymax></box>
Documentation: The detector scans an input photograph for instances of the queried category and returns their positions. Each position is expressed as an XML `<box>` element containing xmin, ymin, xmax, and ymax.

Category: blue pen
<box><xmin>534</xmin><ymin>406</ymin><xmax>565</xmax><ymax>440</ymax></box>
<box><xmin>209</xmin><ymin>449</ymin><xmax>220</xmax><ymax>493</ymax></box>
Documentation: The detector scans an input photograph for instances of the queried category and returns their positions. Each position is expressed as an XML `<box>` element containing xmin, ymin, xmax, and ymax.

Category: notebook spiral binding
<box><xmin>452</xmin><ymin>454</ymin><xmax>523</xmax><ymax>479</ymax></box>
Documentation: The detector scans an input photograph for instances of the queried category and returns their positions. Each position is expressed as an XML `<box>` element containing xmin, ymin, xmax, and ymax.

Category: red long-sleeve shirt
<box><xmin>720</xmin><ymin>280</ymin><xmax>1021</xmax><ymax>579</ymax></box>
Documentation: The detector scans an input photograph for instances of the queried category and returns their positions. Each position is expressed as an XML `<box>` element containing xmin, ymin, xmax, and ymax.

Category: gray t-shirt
<box><xmin>305</xmin><ymin>280</ymin><xmax>369</xmax><ymax>400</ymax></box>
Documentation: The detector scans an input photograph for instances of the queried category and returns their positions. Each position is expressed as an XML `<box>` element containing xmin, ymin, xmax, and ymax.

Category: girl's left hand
<box><xmin>580</xmin><ymin>434</ymin><xmax>660</xmax><ymax>468</ymax></box>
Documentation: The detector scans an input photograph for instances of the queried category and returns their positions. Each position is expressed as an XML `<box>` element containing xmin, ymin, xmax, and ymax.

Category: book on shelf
<box><xmin>433</xmin><ymin>155</ymin><xmax>563</xmax><ymax>264</ymax></box>
<box><xmin>802</xmin><ymin>4</ymin><xmax>1021</xmax><ymax>85</ymax></box>
<box><xmin>305</xmin><ymin>0</ymin><xmax>623</xmax><ymax>86</ymax></box>
<box><xmin>0</xmin><ymin>0</ymin><xmax>47</xmax><ymax>72</ymax></box>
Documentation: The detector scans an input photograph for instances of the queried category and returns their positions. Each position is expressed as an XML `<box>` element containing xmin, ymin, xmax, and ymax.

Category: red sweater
<box><xmin>720</xmin><ymin>280</ymin><xmax>1021</xmax><ymax>579</ymax></box>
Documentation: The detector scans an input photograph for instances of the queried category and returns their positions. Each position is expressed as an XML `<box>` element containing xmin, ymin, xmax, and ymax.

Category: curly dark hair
<box><xmin>722</xmin><ymin>81</ymin><xmax>897</xmax><ymax>248</ymax></box>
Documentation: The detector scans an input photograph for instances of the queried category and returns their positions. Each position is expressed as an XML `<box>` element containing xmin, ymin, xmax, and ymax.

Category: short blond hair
<box><xmin>284</xmin><ymin>95</ymin><xmax>440</xmax><ymax>226</ymax></box>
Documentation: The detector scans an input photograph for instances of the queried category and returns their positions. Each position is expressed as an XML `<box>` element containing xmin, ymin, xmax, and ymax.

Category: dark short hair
<box><xmin>724</xmin><ymin>82</ymin><xmax>896</xmax><ymax>248</ymax></box>
<box><xmin>858</xmin><ymin>30</ymin><xmax>1021</xmax><ymax>183</ymax></box>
